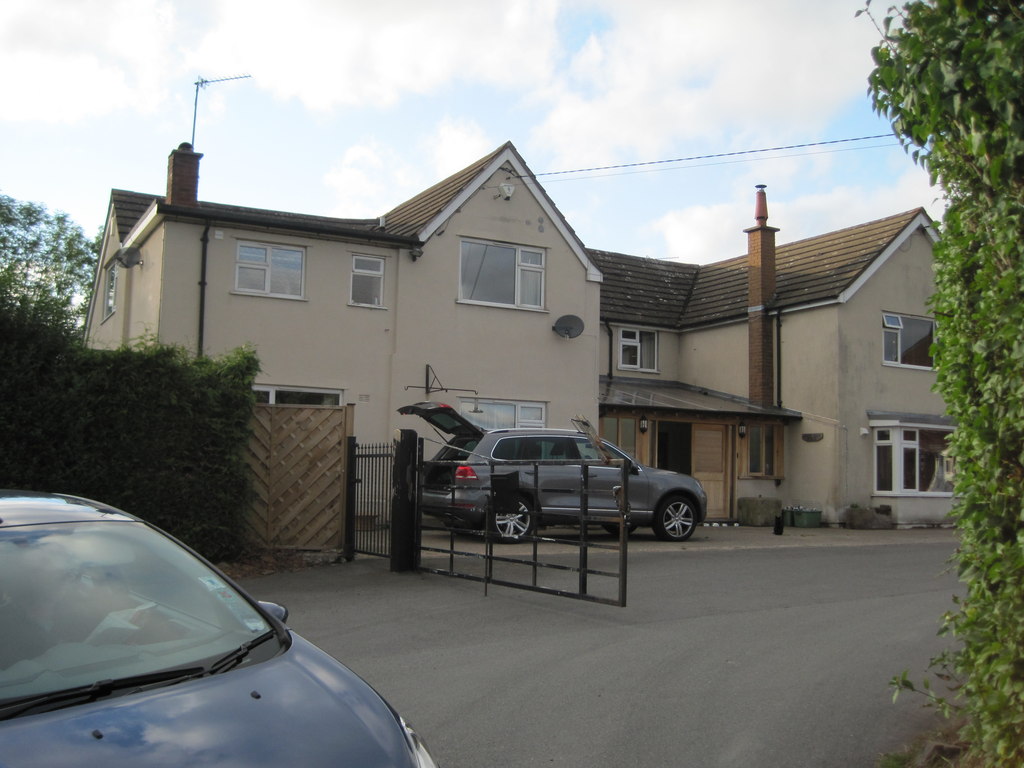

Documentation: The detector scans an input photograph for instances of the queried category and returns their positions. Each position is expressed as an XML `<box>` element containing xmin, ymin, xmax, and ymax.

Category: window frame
<box><xmin>103</xmin><ymin>262</ymin><xmax>118</xmax><ymax>319</ymax></box>
<box><xmin>872</xmin><ymin>422</ymin><xmax>954</xmax><ymax>496</ymax></box>
<box><xmin>253</xmin><ymin>386</ymin><xmax>342</xmax><ymax>406</ymax></box>
<box><xmin>618</xmin><ymin>328</ymin><xmax>658</xmax><ymax>372</ymax></box>
<box><xmin>457</xmin><ymin>398</ymin><xmax>546</xmax><ymax>429</ymax></box>
<box><xmin>740</xmin><ymin>422</ymin><xmax>783</xmax><ymax>479</ymax></box>
<box><xmin>350</xmin><ymin>254</ymin><xmax>385</xmax><ymax>308</ymax></box>
<box><xmin>458</xmin><ymin>239</ymin><xmax>546</xmax><ymax>310</ymax></box>
<box><xmin>235</xmin><ymin>241</ymin><xmax>306</xmax><ymax>299</ymax></box>
<box><xmin>882</xmin><ymin>312</ymin><xmax>935</xmax><ymax>369</ymax></box>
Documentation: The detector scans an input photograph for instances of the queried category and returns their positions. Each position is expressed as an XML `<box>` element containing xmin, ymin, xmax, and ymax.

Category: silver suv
<box><xmin>398</xmin><ymin>402</ymin><xmax>707</xmax><ymax>542</ymax></box>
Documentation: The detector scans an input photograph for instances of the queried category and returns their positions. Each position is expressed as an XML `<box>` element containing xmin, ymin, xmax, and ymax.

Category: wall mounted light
<box><xmin>738</xmin><ymin>422</ymin><xmax>747</xmax><ymax>438</ymax></box>
<box><xmin>497</xmin><ymin>182</ymin><xmax>515</xmax><ymax>201</ymax></box>
<box><xmin>639</xmin><ymin>416</ymin><xmax>649</xmax><ymax>434</ymax></box>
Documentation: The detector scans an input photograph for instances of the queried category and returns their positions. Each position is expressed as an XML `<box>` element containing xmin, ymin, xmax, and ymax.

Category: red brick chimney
<box><xmin>745</xmin><ymin>185</ymin><xmax>779</xmax><ymax>407</ymax></box>
<box><xmin>166</xmin><ymin>142</ymin><xmax>203</xmax><ymax>206</ymax></box>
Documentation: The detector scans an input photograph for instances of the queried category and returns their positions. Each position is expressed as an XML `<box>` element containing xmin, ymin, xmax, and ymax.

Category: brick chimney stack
<box><xmin>166</xmin><ymin>142</ymin><xmax>203</xmax><ymax>206</ymax></box>
<box><xmin>745</xmin><ymin>185</ymin><xmax>779</xmax><ymax>407</ymax></box>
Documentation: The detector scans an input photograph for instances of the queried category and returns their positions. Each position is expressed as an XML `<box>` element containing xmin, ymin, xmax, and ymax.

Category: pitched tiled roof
<box><xmin>107</xmin><ymin>190</ymin><xmax>411</xmax><ymax>246</ymax></box>
<box><xmin>680</xmin><ymin>208</ymin><xmax>928</xmax><ymax>327</ymax></box>
<box><xmin>593</xmin><ymin>208</ymin><xmax>930</xmax><ymax>329</ymax></box>
<box><xmin>587</xmin><ymin>249</ymin><xmax>699</xmax><ymax>326</ymax></box>
<box><xmin>382</xmin><ymin>143</ymin><xmax>512</xmax><ymax>239</ymax></box>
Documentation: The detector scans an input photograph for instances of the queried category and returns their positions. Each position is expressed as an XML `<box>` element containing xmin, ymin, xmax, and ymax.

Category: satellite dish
<box><xmin>114</xmin><ymin>246</ymin><xmax>142</xmax><ymax>268</ymax></box>
<box><xmin>552</xmin><ymin>314</ymin><xmax>585</xmax><ymax>339</ymax></box>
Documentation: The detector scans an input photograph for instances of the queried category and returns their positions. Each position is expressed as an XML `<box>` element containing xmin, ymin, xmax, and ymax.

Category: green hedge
<box><xmin>1</xmin><ymin>288</ymin><xmax>260</xmax><ymax>562</ymax></box>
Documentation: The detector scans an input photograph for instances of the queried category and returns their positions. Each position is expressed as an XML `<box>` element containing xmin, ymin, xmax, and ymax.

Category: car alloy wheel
<box><xmin>493</xmin><ymin>497</ymin><xmax>535</xmax><ymax>542</ymax></box>
<box><xmin>653</xmin><ymin>495</ymin><xmax>696</xmax><ymax>542</ymax></box>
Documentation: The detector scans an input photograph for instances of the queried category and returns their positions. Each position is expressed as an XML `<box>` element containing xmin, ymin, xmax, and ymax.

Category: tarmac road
<box><xmin>241</xmin><ymin>526</ymin><xmax>959</xmax><ymax>768</ymax></box>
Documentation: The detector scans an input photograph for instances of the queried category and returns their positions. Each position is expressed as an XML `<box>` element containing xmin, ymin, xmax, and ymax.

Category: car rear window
<box><xmin>491</xmin><ymin>436</ymin><xmax>581</xmax><ymax>461</ymax></box>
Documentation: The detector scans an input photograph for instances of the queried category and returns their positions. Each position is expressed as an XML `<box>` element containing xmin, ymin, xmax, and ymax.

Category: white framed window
<box><xmin>236</xmin><ymin>242</ymin><xmax>304</xmax><ymax>298</ymax></box>
<box><xmin>351</xmin><ymin>255</ymin><xmax>384</xmax><ymax>307</ymax></box>
<box><xmin>457</xmin><ymin>398</ymin><xmax>546</xmax><ymax>429</ymax></box>
<box><xmin>459</xmin><ymin>240</ymin><xmax>544</xmax><ymax>309</ymax></box>
<box><xmin>874</xmin><ymin>425</ymin><xmax>953</xmax><ymax>494</ymax></box>
<box><xmin>104</xmin><ymin>263</ymin><xmax>118</xmax><ymax>318</ymax></box>
<box><xmin>618</xmin><ymin>328</ymin><xmax>657</xmax><ymax>371</ymax></box>
<box><xmin>254</xmin><ymin>386</ymin><xmax>342</xmax><ymax>406</ymax></box>
<box><xmin>883</xmin><ymin>313</ymin><xmax>934</xmax><ymax>369</ymax></box>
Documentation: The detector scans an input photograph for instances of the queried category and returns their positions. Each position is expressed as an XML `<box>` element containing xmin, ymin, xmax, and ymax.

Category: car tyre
<box><xmin>652</xmin><ymin>495</ymin><xmax>697</xmax><ymax>541</ymax></box>
<box><xmin>493</xmin><ymin>495</ymin><xmax>536</xmax><ymax>542</ymax></box>
<box><xmin>602</xmin><ymin>522</ymin><xmax>638</xmax><ymax>537</ymax></box>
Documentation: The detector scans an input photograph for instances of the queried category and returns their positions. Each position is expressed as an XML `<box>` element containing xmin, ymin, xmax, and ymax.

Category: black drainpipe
<box><xmin>604</xmin><ymin>319</ymin><xmax>614</xmax><ymax>379</ymax></box>
<box><xmin>198</xmin><ymin>222</ymin><xmax>211</xmax><ymax>357</ymax></box>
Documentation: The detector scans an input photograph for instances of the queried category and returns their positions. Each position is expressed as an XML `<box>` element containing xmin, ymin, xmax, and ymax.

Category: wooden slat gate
<box><xmin>246</xmin><ymin>404</ymin><xmax>352</xmax><ymax>550</ymax></box>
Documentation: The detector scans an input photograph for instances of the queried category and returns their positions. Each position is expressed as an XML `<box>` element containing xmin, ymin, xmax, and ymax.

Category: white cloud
<box><xmin>322</xmin><ymin>141</ymin><xmax>409</xmax><ymax>218</ymax></box>
<box><xmin>533</xmin><ymin>0</ymin><xmax>883</xmax><ymax>167</ymax></box>
<box><xmin>192</xmin><ymin>0</ymin><xmax>561</xmax><ymax>111</ymax></box>
<box><xmin>652</xmin><ymin>166</ymin><xmax>942</xmax><ymax>265</ymax></box>
<box><xmin>423</xmin><ymin>118</ymin><xmax>495</xmax><ymax>179</ymax></box>
<box><xmin>0</xmin><ymin>0</ymin><xmax>178</xmax><ymax>123</ymax></box>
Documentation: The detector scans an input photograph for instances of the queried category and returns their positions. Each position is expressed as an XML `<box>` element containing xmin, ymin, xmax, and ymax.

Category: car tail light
<box><xmin>454</xmin><ymin>465</ymin><xmax>478</xmax><ymax>480</ymax></box>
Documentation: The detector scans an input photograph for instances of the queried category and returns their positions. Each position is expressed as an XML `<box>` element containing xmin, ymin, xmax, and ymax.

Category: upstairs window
<box><xmin>236</xmin><ymin>242</ymin><xmax>304</xmax><ymax>298</ymax></box>
<box><xmin>883</xmin><ymin>313</ymin><xmax>934</xmax><ymax>368</ymax></box>
<box><xmin>104</xmin><ymin>263</ymin><xmax>118</xmax><ymax>318</ymax></box>
<box><xmin>619</xmin><ymin>329</ymin><xmax>657</xmax><ymax>371</ymax></box>
<box><xmin>459</xmin><ymin>240</ymin><xmax>544</xmax><ymax>309</ymax></box>
<box><xmin>351</xmin><ymin>255</ymin><xmax>384</xmax><ymax>307</ymax></box>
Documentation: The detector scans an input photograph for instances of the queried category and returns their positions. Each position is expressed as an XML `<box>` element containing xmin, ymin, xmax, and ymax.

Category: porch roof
<box><xmin>599</xmin><ymin>376</ymin><xmax>802</xmax><ymax>421</ymax></box>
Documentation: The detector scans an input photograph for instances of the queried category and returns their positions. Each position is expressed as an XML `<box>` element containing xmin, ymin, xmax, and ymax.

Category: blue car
<box><xmin>0</xmin><ymin>491</ymin><xmax>438</xmax><ymax>767</ymax></box>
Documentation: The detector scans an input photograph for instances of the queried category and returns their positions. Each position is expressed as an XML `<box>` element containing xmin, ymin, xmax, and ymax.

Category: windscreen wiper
<box><xmin>206</xmin><ymin>629</ymin><xmax>278</xmax><ymax>675</ymax></box>
<box><xmin>0</xmin><ymin>665</ymin><xmax>205</xmax><ymax>721</ymax></box>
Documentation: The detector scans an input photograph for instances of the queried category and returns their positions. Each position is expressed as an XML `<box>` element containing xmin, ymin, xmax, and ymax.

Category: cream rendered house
<box><xmin>591</xmin><ymin>189</ymin><xmax>952</xmax><ymax>527</ymax></box>
<box><xmin>86</xmin><ymin>143</ymin><xmax>951</xmax><ymax>528</ymax></box>
<box><xmin>86</xmin><ymin>142</ymin><xmax>603</xmax><ymax>441</ymax></box>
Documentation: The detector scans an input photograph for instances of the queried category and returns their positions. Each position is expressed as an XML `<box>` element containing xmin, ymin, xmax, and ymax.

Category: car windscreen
<box><xmin>0</xmin><ymin>521</ymin><xmax>277</xmax><ymax>704</ymax></box>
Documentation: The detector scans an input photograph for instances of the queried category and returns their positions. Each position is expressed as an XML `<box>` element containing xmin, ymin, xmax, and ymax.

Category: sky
<box><xmin>0</xmin><ymin>0</ymin><xmax>943</xmax><ymax>266</ymax></box>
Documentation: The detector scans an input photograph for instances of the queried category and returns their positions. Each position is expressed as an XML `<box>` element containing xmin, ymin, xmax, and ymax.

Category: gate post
<box><xmin>390</xmin><ymin>428</ymin><xmax>419</xmax><ymax>572</ymax></box>
<box><xmin>342</xmin><ymin>436</ymin><xmax>357</xmax><ymax>562</ymax></box>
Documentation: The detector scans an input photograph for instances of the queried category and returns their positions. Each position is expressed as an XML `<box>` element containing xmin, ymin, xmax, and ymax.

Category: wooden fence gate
<box><xmin>246</xmin><ymin>403</ymin><xmax>353</xmax><ymax>550</ymax></box>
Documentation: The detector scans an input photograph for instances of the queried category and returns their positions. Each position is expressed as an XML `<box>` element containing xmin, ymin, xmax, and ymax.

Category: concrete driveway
<box><xmin>242</xmin><ymin>526</ymin><xmax>959</xmax><ymax>768</ymax></box>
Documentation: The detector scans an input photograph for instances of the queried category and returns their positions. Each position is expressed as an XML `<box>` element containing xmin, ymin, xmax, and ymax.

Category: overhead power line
<box><xmin>532</xmin><ymin>134</ymin><xmax>896</xmax><ymax>179</ymax></box>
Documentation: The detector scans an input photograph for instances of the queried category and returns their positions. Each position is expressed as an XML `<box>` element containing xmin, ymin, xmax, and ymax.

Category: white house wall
<box><xmin>390</xmin><ymin>168</ymin><xmax>601</xmax><ymax>438</ymax></box>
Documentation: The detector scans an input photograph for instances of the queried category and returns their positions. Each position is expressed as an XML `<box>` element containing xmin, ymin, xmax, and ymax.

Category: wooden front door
<box><xmin>693</xmin><ymin>425</ymin><xmax>728</xmax><ymax>519</ymax></box>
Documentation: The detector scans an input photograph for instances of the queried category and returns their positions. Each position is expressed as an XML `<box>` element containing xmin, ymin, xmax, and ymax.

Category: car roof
<box><xmin>0</xmin><ymin>491</ymin><xmax>137</xmax><ymax>528</ymax></box>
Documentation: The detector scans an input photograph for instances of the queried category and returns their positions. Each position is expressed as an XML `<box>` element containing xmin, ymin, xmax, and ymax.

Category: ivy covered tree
<box><xmin>0</xmin><ymin>191</ymin><xmax>100</xmax><ymax>327</ymax></box>
<box><xmin>866</xmin><ymin>1</ymin><xmax>1024</xmax><ymax>763</ymax></box>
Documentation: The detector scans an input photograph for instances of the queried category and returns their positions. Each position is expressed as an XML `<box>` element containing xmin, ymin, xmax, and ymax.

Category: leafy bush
<box><xmin>0</xmin><ymin>282</ymin><xmax>260</xmax><ymax>561</ymax></box>
<box><xmin>867</xmin><ymin>1</ymin><xmax>1024</xmax><ymax>763</ymax></box>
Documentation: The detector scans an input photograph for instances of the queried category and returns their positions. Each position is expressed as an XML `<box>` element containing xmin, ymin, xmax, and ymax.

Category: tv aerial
<box><xmin>191</xmin><ymin>73</ymin><xmax>252</xmax><ymax>146</ymax></box>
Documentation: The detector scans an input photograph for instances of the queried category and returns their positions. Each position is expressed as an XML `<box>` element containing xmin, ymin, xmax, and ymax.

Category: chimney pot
<box><xmin>754</xmin><ymin>184</ymin><xmax>768</xmax><ymax>224</ymax></box>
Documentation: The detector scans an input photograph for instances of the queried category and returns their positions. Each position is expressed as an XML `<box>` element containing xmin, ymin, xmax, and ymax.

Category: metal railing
<box><xmin>415</xmin><ymin>458</ymin><xmax>630</xmax><ymax>607</ymax></box>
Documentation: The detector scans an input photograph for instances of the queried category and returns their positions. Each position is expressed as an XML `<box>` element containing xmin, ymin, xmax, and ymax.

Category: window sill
<box><xmin>348</xmin><ymin>302</ymin><xmax>388</xmax><ymax>310</ymax></box>
<box><xmin>230</xmin><ymin>290</ymin><xmax>307</xmax><ymax>302</ymax></box>
<box><xmin>881</xmin><ymin>361</ymin><xmax>935</xmax><ymax>372</ymax></box>
<box><xmin>455</xmin><ymin>299</ymin><xmax>547</xmax><ymax>312</ymax></box>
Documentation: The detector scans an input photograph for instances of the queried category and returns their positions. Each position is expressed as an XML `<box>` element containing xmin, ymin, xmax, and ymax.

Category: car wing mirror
<box><xmin>258</xmin><ymin>601</ymin><xmax>289</xmax><ymax>624</ymax></box>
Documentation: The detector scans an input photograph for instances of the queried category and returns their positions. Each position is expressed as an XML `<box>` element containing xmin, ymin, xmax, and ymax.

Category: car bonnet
<box><xmin>0</xmin><ymin>635</ymin><xmax>418</xmax><ymax>768</ymax></box>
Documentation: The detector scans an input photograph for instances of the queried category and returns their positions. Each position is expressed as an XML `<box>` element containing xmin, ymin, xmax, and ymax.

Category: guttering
<box><xmin>604</xmin><ymin>319</ymin><xmax>614</xmax><ymax>380</ymax></box>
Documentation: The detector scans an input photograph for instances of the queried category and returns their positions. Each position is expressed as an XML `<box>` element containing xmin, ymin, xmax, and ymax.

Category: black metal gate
<box><xmin>345</xmin><ymin>437</ymin><xmax>394</xmax><ymax>559</ymax></box>
<box><xmin>413</xmin><ymin>450</ymin><xmax>629</xmax><ymax>607</ymax></box>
